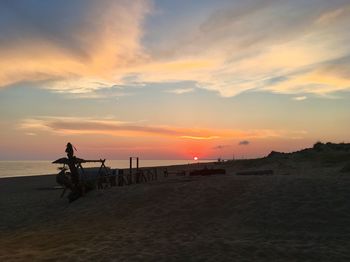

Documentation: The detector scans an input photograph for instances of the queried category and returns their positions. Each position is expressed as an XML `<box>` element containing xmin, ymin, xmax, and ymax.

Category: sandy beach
<box><xmin>1</xmin><ymin>153</ymin><xmax>350</xmax><ymax>261</ymax></box>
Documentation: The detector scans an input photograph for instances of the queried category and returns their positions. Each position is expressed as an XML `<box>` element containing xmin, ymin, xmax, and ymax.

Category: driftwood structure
<box><xmin>53</xmin><ymin>143</ymin><xmax>112</xmax><ymax>202</ymax></box>
<box><xmin>53</xmin><ymin>145</ymin><xmax>159</xmax><ymax>202</ymax></box>
<box><xmin>53</xmin><ymin>143</ymin><xmax>232</xmax><ymax>203</ymax></box>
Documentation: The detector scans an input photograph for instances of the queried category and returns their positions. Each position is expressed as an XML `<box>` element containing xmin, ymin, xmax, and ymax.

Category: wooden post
<box><xmin>134</xmin><ymin>157</ymin><xmax>139</xmax><ymax>183</ymax></box>
<box><xmin>129</xmin><ymin>157</ymin><xmax>132</xmax><ymax>175</ymax></box>
<box><xmin>128</xmin><ymin>157</ymin><xmax>132</xmax><ymax>184</ymax></box>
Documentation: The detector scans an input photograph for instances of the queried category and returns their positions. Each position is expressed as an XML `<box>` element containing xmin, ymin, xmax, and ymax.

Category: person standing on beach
<box><xmin>65</xmin><ymin>143</ymin><xmax>80</xmax><ymax>193</ymax></box>
<box><xmin>65</xmin><ymin>142</ymin><xmax>75</xmax><ymax>158</ymax></box>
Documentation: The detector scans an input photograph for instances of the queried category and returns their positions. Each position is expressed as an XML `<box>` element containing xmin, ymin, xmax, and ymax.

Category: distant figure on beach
<box><xmin>65</xmin><ymin>142</ymin><xmax>75</xmax><ymax>158</ymax></box>
<box><xmin>65</xmin><ymin>142</ymin><xmax>80</xmax><ymax>198</ymax></box>
<box><xmin>54</xmin><ymin>143</ymin><xmax>101</xmax><ymax>202</ymax></box>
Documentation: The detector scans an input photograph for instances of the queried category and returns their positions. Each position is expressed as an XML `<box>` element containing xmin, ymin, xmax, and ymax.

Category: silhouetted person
<box><xmin>65</xmin><ymin>142</ymin><xmax>75</xmax><ymax>158</ymax></box>
<box><xmin>65</xmin><ymin>142</ymin><xmax>80</xmax><ymax>201</ymax></box>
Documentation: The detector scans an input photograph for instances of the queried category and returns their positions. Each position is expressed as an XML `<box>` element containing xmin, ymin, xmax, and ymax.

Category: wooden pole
<box><xmin>129</xmin><ymin>157</ymin><xmax>133</xmax><ymax>184</ymax></box>
<box><xmin>129</xmin><ymin>157</ymin><xmax>132</xmax><ymax>175</ymax></box>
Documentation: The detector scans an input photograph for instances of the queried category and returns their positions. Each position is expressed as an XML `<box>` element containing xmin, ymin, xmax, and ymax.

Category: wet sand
<box><xmin>1</xmin><ymin>161</ymin><xmax>350</xmax><ymax>261</ymax></box>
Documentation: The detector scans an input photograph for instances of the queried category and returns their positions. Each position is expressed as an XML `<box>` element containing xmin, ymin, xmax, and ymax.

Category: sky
<box><xmin>0</xmin><ymin>0</ymin><xmax>350</xmax><ymax>160</ymax></box>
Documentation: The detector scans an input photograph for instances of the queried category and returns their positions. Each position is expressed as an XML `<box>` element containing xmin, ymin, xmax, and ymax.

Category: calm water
<box><xmin>0</xmin><ymin>160</ymin><xmax>211</xmax><ymax>178</ymax></box>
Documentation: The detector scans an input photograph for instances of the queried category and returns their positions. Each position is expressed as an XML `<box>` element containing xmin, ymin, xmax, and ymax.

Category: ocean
<box><xmin>0</xmin><ymin>160</ymin><xmax>211</xmax><ymax>178</ymax></box>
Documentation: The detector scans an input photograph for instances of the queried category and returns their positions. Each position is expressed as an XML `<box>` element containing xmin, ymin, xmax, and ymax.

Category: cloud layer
<box><xmin>1</xmin><ymin>0</ymin><xmax>349</xmax><ymax>97</ymax></box>
<box><xmin>143</xmin><ymin>0</ymin><xmax>350</xmax><ymax>96</ymax></box>
<box><xmin>19</xmin><ymin>116</ymin><xmax>306</xmax><ymax>140</ymax></box>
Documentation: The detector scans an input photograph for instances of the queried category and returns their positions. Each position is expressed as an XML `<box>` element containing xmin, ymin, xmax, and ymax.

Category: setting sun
<box><xmin>194</xmin><ymin>156</ymin><xmax>198</xmax><ymax>161</ymax></box>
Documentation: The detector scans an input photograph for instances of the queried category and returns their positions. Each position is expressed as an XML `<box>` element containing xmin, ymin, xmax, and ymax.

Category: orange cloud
<box><xmin>18</xmin><ymin>116</ymin><xmax>307</xmax><ymax>141</ymax></box>
<box><xmin>179</xmin><ymin>135</ymin><xmax>220</xmax><ymax>140</ymax></box>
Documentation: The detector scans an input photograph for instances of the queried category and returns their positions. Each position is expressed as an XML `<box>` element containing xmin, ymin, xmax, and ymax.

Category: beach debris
<box><xmin>163</xmin><ymin>169</ymin><xmax>186</xmax><ymax>176</ymax></box>
<box><xmin>189</xmin><ymin>168</ymin><xmax>226</xmax><ymax>176</ymax></box>
<box><xmin>236</xmin><ymin>170</ymin><xmax>274</xmax><ymax>176</ymax></box>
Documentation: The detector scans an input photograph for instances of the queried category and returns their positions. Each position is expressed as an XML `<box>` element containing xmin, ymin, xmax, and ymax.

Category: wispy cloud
<box><xmin>293</xmin><ymin>96</ymin><xmax>307</xmax><ymax>101</ymax></box>
<box><xmin>18</xmin><ymin>116</ymin><xmax>306</xmax><ymax>140</ymax></box>
<box><xmin>138</xmin><ymin>1</ymin><xmax>350</xmax><ymax>97</ymax></box>
<box><xmin>316</xmin><ymin>8</ymin><xmax>344</xmax><ymax>24</ymax></box>
<box><xmin>25</xmin><ymin>132</ymin><xmax>37</xmax><ymax>136</ymax></box>
<box><xmin>213</xmin><ymin>145</ymin><xmax>231</xmax><ymax>150</ymax></box>
<box><xmin>180</xmin><ymin>135</ymin><xmax>220</xmax><ymax>140</ymax></box>
<box><xmin>166</xmin><ymin>87</ymin><xmax>194</xmax><ymax>94</ymax></box>
<box><xmin>239</xmin><ymin>140</ymin><xmax>250</xmax><ymax>146</ymax></box>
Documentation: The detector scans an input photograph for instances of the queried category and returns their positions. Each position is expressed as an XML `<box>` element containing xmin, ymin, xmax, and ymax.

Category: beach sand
<box><xmin>1</xmin><ymin>160</ymin><xmax>350</xmax><ymax>261</ymax></box>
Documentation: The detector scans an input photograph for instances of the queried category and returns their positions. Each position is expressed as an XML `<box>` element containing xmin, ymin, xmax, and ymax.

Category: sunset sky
<box><xmin>0</xmin><ymin>0</ymin><xmax>349</xmax><ymax>160</ymax></box>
